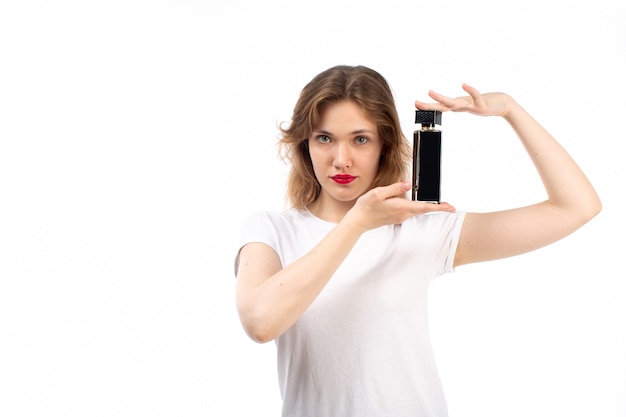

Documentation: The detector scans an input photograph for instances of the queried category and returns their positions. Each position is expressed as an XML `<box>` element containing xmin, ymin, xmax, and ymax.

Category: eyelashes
<box><xmin>314</xmin><ymin>135</ymin><xmax>369</xmax><ymax>145</ymax></box>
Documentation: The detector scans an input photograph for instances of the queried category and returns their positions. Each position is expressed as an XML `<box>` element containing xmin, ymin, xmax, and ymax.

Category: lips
<box><xmin>331</xmin><ymin>174</ymin><xmax>356</xmax><ymax>185</ymax></box>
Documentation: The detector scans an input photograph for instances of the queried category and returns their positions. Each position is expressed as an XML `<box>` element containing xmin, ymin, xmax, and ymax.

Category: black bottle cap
<box><xmin>415</xmin><ymin>110</ymin><xmax>442</xmax><ymax>126</ymax></box>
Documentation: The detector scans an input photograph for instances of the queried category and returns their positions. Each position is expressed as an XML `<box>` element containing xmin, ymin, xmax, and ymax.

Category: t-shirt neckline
<box><xmin>302</xmin><ymin>206</ymin><xmax>339</xmax><ymax>228</ymax></box>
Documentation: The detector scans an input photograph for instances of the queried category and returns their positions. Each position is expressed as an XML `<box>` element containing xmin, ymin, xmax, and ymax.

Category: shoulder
<box><xmin>404</xmin><ymin>210</ymin><xmax>466</xmax><ymax>232</ymax></box>
<box><xmin>241</xmin><ymin>208</ymin><xmax>308</xmax><ymax>230</ymax></box>
<box><xmin>238</xmin><ymin>208</ymin><xmax>316</xmax><ymax>243</ymax></box>
<box><xmin>237</xmin><ymin>208</ymin><xmax>321</xmax><ymax>271</ymax></box>
<box><xmin>396</xmin><ymin>211</ymin><xmax>467</xmax><ymax>253</ymax></box>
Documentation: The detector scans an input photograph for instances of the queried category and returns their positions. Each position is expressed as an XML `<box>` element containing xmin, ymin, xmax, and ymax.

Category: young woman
<box><xmin>234</xmin><ymin>65</ymin><xmax>601</xmax><ymax>417</ymax></box>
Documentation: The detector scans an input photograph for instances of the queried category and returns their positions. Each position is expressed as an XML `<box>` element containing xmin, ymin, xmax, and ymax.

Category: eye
<box><xmin>355</xmin><ymin>136</ymin><xmax>368</xmax><ymax>144</ymax></box>
<box><xmin>316</xmin><ymin>135</ymin><xmax>331</xmax><ymax>144</ymax></box>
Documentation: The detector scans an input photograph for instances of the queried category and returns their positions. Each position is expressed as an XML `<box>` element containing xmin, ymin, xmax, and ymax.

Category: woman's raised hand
<box><xmin>415</xmin><ymin>84</ymin><xmax>515</xmax><ymax>118</ymax></box>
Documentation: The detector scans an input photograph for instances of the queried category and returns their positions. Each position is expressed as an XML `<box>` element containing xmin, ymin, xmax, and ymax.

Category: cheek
<box><xmin>308</xmin><ymin>149</ymin><xmax>322</xmax><ymax>167</ymax></box>
<box><xmin>367</xmin><ymin>149</ymin><xmax>383</xmax><ymax>172</ymax></box>
<box><xmin>308</xmin><ymin>149</ymin><xmax>328</xmax><ymax>176</ymax></box>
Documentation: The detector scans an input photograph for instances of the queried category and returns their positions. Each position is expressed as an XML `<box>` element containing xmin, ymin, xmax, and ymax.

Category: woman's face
<box><xmin>308</xmin><ymin>100</ymin><xmax>383</xmax><ymax>211</ymax></box>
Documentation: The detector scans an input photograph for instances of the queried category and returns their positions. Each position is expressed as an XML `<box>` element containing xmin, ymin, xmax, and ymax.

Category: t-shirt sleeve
<box><xmin>234</xmin><ymin>211</ymin><xmax>281</xmax><ymax>277</ymax></box>
<box><xmin>441</xmin><ymin>211</ymin><xmax>466</xmax><ymax>274</ymax></box>
<box><xmin>415</xmin><ymin>210</ymin><xmax>467</xmax><ymax>278</ymax></box>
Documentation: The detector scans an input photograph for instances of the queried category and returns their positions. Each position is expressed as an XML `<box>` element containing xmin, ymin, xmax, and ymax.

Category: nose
<box><xmin>333</xmin><ymin>142</ymin><xmax>351</xmax><ymax>169</ymax></box>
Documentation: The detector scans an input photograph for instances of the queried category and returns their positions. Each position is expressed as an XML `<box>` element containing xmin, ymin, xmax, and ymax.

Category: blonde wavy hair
<box><xmin>279</xmin><ymin>65</ymin><xmax>411</xmax><ymax>209</ymax></box>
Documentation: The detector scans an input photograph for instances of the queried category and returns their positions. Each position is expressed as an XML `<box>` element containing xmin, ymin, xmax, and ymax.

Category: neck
<box><xmin>307</xmin><ymin>195</ymin><xmax>356</xmax><ymax>224</ymax></box>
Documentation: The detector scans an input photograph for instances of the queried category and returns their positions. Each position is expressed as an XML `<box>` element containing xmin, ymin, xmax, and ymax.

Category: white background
<box><xmin>1</xmin><ymin>0</ymin><xmax>625</xmax><ymax>416</ymax></box>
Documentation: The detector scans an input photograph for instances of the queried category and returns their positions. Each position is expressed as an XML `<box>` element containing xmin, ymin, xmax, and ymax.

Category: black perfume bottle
<box><xmin>412</xmin><ymin>110</ymin><xmax>442</xmax><ymax>203</ymax></box>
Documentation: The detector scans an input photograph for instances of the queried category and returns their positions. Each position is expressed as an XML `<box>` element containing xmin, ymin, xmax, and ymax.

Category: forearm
<box><xmin>237</xmin><ymin>216</ymin><xmax>364</xmax><ymax>343</ymax></box>
<box><xmin>503</xmin><ymin>101</ymin><xmax>602</xmax><ymax>219</ymax></box>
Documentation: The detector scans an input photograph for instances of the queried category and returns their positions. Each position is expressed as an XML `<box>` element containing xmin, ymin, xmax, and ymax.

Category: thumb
<box><xmin>378</xmin><ymin>182</ymin><xmax>411</xmax><ymax>200</ymax></box>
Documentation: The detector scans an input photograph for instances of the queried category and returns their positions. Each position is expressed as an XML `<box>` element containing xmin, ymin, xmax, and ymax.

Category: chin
<box><xmin>331</xmin><ymin>192</ymin><xmax>363</xmax><ymax>203</ymax></box>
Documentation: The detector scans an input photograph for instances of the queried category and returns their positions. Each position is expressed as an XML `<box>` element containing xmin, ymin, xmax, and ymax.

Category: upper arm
<box><xmin>454</xmin><ymin>201</ymin><xmax>593</xmax><ymax>267</ymax></box>
<box><xmin>236</xmin><ymin>242</ymin><xmax>282</xmax><ymax>280</ymax></box>
<box><xmin>235</xmin><ymin>243</ymin><xmax>282</xmax><ymax>306</ymax></box>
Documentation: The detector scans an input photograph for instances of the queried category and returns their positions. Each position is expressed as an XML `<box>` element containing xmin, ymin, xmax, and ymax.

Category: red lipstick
<box><xmin>331</xmin><ymin>174</ymin><xmax>356</xmax><ymax>184</ymax></box>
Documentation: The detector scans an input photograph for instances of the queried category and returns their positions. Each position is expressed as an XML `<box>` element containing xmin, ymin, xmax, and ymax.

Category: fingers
<box><xmin>354</xmin><ymin>184</ymin><xmax>456</xmax><ymax>230</ymax></box>
<box><xmin>419</xmin><ymin>201</ymin><xmax>456</xmax><ymax>214</ymax></box>
<box><xmin>387</xmin><ymin>199</ymin><xmax>457</xmax><ymax>223</ymax></box>
<box><xmin>415</xmin><ymin>84</ymin><xmax>481</xmax><ymax>112</ymax></box>
<box><xmin>414</xmin><ymin>99</ymin><xmax>447</xmax><ymax>112</ymax></box>
<box><xmin>368</xmin><ymin>183</ymin><xmax>456</xmax><ymax>211</ymax></box>
<box><xmin>414</xmin><ymin>91</ymin><xmax>465</xmax><ymax>112</ymax></box>
<box><xmin>461</xmin><ymin>83</ymin><xmax>485</xmax><ymax>106</ymax></box>
<box><xmin>461</xmin><ymin>83</ymin><xmax>478</xmax><ymax>95</ymax></box>
<box><xmin>369</xmin><ymin>182</ymin><xmax>411</xmax><ymax>201</ymax></box>
<box><xmin>428</xmin><ymin>89</ymin><xmax>454</xmax><ymax>105</ymax></box>
<box><xmin>368</xmin><ymin>183</ymin><xmax>457</xmax><ymax>213</ymax></box>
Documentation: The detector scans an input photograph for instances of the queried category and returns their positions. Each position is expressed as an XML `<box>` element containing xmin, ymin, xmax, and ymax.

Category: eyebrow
<box><xmin>313</xmin><ymin>128</ymin><xmax>376</xmax><ymax>136</ymax></box>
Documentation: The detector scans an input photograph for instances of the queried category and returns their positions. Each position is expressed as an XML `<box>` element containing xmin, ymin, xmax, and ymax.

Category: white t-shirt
<box><xmin>237</xmin><ymin>208</ymin><xmax>466</xmax><ymax>417</ymax></box>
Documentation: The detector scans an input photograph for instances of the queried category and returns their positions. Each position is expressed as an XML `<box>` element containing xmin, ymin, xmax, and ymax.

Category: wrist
<box><xmin>501</xmin><ymin>96</ymin><xmax>524</xmax><ymax>122</ymax></box>
<box><xmin>340</xmin><ymin>208</ymin><xmax>369</xmax><ymax>236</ymax></box>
